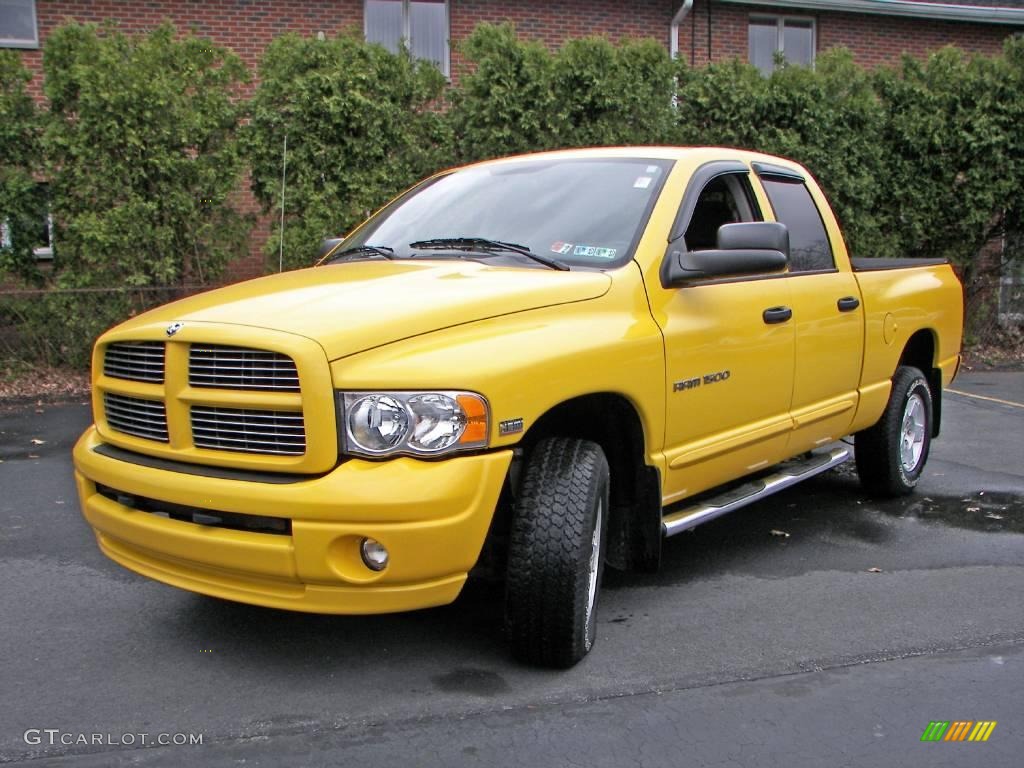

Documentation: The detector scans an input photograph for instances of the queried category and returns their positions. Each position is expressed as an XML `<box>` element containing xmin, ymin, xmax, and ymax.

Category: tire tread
<box><xmin>505</xmin><ymin>437</ymin><xmax>609</xmax><ymax>668</ymax></box>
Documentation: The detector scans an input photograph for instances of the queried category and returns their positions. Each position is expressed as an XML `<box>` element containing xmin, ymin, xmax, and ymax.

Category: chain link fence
<box><xmin>0</xmin><ymin>286</ymin><xmax>208</xmax><ymax>372</ymax></box>
<box><xmin>961</xmin><ymin>249</ymin><xmax>1024</xmax><ymax>364</ymax></box>
<box><xmin>1</xmin><ymin>274</ymin><xmax>1020</xmax><ymax>380</ymax></box>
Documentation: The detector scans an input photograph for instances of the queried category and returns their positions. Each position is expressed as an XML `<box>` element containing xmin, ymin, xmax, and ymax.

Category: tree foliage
<box><xmin>42</xmin><ymin>22</ymin><xmax>250</xmax><ymax>287</ymax></box>
<box><xmin>675</xmin><ymin>51</ymin><xmax>888</xmax><ymax>263</ymax></box>
<box><xmin>449</xmin><ymin>23</ymin><xmax>676</xmax><ymax>162</ymax></box>
<box><xmin>0</xmin><ymin>51</ymin><xmax>45</xmax><ymax>285</ymax></box>
<box><xmin>1</xmin><ymin>20</ymin><xmax>1021</xmax><ymax>301</ymax></box>
<box><xmin>675</xmin><ymin>41</ymin><xmax>1024</xmax><ymax>286</ymax></box>
<box><xmin>245</xmin><ymin>32</ymin><xmax>449</xmax><ymax>270</ymax></box>
<box><xmin>873</xmin><ymin>42</ymin><xmax>1024</xmax><ymax>279</ymax></box>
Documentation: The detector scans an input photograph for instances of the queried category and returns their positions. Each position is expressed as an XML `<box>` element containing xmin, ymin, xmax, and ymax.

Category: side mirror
<box><xmin>662</xmin><ymin>222</ymin><xmax>789</xmax><ymax>286</ymax></box>
<box><xmin>317</xmin><ymin>236</ymin><xmax>345</xmax><ymax>260</ymax></box>
<box><xmin>717</xmin><ymin>222</ymin><xmax>789</xmax><ymax>253</ymax></box>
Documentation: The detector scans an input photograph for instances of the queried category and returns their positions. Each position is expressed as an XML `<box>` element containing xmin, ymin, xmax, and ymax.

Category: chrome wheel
<box><xmin>900</xmin><ymin>392</ymin><xmax>927</xmax><ymax>473</ymax></box>
<box><xmin>583</xmin><ymin>499</ymin><xmax>603</xmax><ymax>649</ymax></box>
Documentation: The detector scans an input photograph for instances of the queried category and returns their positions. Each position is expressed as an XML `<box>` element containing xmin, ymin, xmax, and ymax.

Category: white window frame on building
<box><xmin>1</xmin><ymin>183</ymin><xmax>54</xmax><ymax>261</ymax></box>
<box><xmin>0</xmin><ymin>0</ymin><xmax>39</xmax><ymax>49</ymax></box>
<box><xmin>748</xmin><ymin>15</ymin><xmax>816</xmax><ymax>76</ymax></box>
<box><xmin>364</xmin><ymin>0</ymin><xmax>450</xmax><ymax>78</ymax></box>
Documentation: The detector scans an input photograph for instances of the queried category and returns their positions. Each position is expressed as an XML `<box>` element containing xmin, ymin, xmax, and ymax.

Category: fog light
<box><xmin>360</xmin><ymin>538</ymin><xmax>389</xmax><ymax>571</ymax></box>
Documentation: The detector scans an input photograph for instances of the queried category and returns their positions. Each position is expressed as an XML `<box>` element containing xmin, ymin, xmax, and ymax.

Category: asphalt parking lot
<box><xmin>0</xmin><ymin>371</ymin><xmax>1021</xmax><ymax>767</ymax></box>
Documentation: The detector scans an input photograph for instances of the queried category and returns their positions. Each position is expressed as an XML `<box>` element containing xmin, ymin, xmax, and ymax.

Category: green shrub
<box><xmin>42</xmin><ymin>22</ymin><xmax>250</xmax><ymax>288</ymax></box>
<box><xmin>448</xmin><ymin>23</ymin><xmax>558</xmax><ymax>162</ymax></box>
<box><xmin>450</xmin><ymin>24</ymin><xmax>676</xmax><ymax>161</ymax></box>
<box><xmin>872</xmin><ymin>41</ymin><xmax>1024</xmax><ymax>278</ymax></box>
<box><xmin>245</xmin><ymin>31</ymin><xmax>449</xmax><ymax>271</ymax></box>
<box><xmin>675</xmin><ymin>51</ymin><xmax>888</xmax><ymax>260</ymax></box>
<box><xmin>0</xmin><ymin>51</ymin><xmax>46</xmax><ymax>286</ymax></box>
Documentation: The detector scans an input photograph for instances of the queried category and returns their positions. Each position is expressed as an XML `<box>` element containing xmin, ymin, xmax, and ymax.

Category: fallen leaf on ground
<box><xmin>867</xmin><ymin>567</ymin><xmax>883</xmax><ymax>573</ymax></box>
<box><xmin>30</xmin><ymin>439</ymin><xmax>45</xmax><ymax>445</ymax></box>
<box><xmin>966</xmin><ymin>506</ymin><xmax>981</xmax><ymax>512</ymax></box>
<box><xmin>770</xmin><ymin>529</ymin><xmax>790</xmax><ymax>538</ymax></box>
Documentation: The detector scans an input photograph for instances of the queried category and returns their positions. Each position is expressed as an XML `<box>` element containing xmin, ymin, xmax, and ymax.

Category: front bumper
<box><xmin>73</xmin><ymin>426</ymin><xmax>512</xmax><ymax>614</ymax></box>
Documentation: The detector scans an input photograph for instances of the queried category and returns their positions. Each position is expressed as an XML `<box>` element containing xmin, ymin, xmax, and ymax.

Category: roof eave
<box><xmin>718</xmin><ymin>0</ymin><xmax>1024</xmax><ymax>26</ymax></box>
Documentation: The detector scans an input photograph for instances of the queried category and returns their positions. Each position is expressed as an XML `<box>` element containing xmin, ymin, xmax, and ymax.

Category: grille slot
<box><xmin>104</xmin><ymin>342</ymin><xmax>165</xmax><ymax>383</ymax></box>
<box><xmin>104</xmin><ymin>393</ymin><xmax>169</xmax><ymax>442</ymax></box>
<box><xmin>191</xmin><ymin>406</ymin><xmax>306</xmax><ymax>456</ymax></box>
<box><xmin>189</xmin><ymin>345</ymin><xmax>300</xmax><ymax>392</ymax></box>
<box><xmin>95</xmin><ymin>484</ymin><xmax>291</xmax><ymax>535</ymax></box>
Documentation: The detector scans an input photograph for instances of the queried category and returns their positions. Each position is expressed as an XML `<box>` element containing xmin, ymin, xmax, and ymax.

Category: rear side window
<box><xmin>761</xmin><ymin>179</ymin><xmax>834</xmax><ymax>272</ymax></box>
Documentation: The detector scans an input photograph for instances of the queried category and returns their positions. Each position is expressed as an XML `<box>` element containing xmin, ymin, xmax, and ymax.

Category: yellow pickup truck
<box><xmin>73</xmin><ymin>147</ymin><xmax>963</xmax><ymax>667</ymax></box>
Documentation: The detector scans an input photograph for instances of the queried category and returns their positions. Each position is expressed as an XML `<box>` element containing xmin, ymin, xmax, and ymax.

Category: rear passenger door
<box><xmin>753</xmin><ymin>163</ymin><xmax>864</xmax><ymax>454</ymax></box>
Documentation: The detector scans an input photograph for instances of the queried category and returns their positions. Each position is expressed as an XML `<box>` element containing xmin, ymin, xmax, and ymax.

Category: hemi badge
<box><xmin>499</xmin><ymin>418</ymin><xmax>524</xmax><ymax>436</ymax></box>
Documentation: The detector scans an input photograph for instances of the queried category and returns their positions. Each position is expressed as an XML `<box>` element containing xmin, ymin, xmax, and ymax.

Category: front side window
<box><xmin>749</xmin><ymin>16</ymin><xmax>814</xmax><ymax>76</ymax></box>
<box><xmin>365</xmin><ymin>0</ymin><xmax>448</xmax><ymax>76</ymax></box>
<box><xmin>761</xmin><ymin>178</ymin><xmax>834</xmax><ymax>272</ymax></box>
<box><xmin>684</xmin><ymin>175</ymin><xmax>761</xmax><ymax>251</ymax></box>
<box><xmin>342</xmin><ymin>157</ymin><xmax>674</xmax><ymax>270</ymax></box>
<box><xmin>0</xmin><ymin>0</ymin><xmax>38</xmax><ymax>48</ymax></box>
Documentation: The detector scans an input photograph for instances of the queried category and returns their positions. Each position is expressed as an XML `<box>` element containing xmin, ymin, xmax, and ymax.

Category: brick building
<box><xmin>3</xmin><ymin>0</ymin><xmax>1024</xmax><ymax>281</ymax></box>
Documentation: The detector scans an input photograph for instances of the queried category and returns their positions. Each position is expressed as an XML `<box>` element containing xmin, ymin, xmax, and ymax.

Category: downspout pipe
<box><xmin>670</xmin><ymin>0</ymin><xmax>694</xmax><ymax>59</ymax></box>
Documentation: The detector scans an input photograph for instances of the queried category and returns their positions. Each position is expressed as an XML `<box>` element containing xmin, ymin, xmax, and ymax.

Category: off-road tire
<box><xmin>855</xmin><ymin>365</ymin><xmax>933</xmax><ymax>496</ymax></box>
<box><xmin>504</xmin><ymin>437</ymin><xmax>610</xmax><ymax>668</ymax></box>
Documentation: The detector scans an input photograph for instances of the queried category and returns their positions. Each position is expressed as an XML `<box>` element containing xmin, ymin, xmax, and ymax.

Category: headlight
<box><xmin>340</xmin><ymin>390</ymin><xmax>489</xmax><ymax>458</ymax></box>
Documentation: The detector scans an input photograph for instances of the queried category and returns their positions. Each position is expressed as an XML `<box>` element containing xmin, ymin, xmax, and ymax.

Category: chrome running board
<box><xmin>661</xmin><ymin>447</ymin><xmax>850</xmax><ymax>538</ymax></box>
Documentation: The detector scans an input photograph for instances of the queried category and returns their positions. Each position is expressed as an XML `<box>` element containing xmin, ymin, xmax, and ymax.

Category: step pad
<box><xmin>661</xmin><ymin>446</ymin><xmax>850</xmax><ymax>537</ymax></box>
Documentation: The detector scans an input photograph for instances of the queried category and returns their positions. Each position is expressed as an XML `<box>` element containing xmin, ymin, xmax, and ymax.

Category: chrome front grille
<box><xmin>104</xmin><ymin>342</ymin><xmax>165</xmax><ymax>383</ymax></box>
<box><xmin>104</xmin><ymin>393</ymin><xmax>169</xmax><ymax>442</ymax></box>
<box><xmin>191</xmin><ymin>406</ymin><xmax>306</xmax><ymax>455</ymax></box>
<box><xmin>189</xmin><ymin>345</ymin><xmax>300</xmax><ymax>392</ymax></box>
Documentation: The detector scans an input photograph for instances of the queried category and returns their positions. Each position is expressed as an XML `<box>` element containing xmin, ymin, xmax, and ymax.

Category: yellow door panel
<box><xmin>650</xmin><ymin>278</ymin><xmax>796</xmax><ymax>502</ymax></box>
<box><xmin>785</xmin><ymin>271</ymin><xmax>865</xmax><ymax>453</ymax></box>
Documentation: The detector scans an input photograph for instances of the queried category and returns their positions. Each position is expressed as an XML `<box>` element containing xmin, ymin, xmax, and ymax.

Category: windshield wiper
<box><xmin>326</xmin><ymin>245</ymin><xmax>395</xmax><ymax>263</ymax></box>
<box><xmin>408</xmin><ymin>237</ymin><xmax>570</xmax><ymax>271</ymax></box>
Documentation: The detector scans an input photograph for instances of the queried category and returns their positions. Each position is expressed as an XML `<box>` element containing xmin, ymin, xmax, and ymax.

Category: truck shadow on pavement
<box><xmin>161</xmin><ymin>466</ymin><xmax>1021</xmax><ymax>675</ymax></box>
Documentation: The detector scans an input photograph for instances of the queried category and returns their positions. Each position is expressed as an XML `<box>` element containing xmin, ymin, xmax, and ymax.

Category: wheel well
<box><xmin>517</xmin><ymin>394</ymin><xmax>662</xmax><ymax>572</ymax></box>
<box><xmin>898</xmin><ymin>329</ymin><xmax>942</xmax><ymax>437</ymax></box>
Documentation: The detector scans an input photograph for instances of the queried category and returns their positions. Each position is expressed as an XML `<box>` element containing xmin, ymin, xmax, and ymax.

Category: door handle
<box><xmin>837</xmin><ymin>296</ymin><xmax>860</xmax><ymax>312</ymax></box>
<box><xmin>762</xmin><ymin>306</ymin><xmax>792</xmax><ymax>324</ymax></box>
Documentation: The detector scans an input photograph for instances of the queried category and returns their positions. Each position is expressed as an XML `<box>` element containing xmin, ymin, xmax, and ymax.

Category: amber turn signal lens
<box><xmin>457</xmin><ymin>393</ymin><xmax>488</xmax><ymax>444</ymax></box>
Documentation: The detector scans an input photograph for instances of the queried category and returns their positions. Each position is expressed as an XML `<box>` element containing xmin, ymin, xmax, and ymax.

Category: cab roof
<box><xmin>460</xmin><ymin>146</ymin><xmax>807</xmax><ymax>175</ymax></box>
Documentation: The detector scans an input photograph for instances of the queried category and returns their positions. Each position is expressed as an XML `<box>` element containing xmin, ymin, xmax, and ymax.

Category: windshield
<box><xmin>340</xmin><ymin>157</ymin><xmax>674</xmax><ymax>269</ymax></box>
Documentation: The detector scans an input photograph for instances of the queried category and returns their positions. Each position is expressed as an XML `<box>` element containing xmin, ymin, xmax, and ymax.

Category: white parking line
<box><xmin>947</xmin><ymin>388</ymin><xmax>1024</xmax><ymax>410</ymax></box>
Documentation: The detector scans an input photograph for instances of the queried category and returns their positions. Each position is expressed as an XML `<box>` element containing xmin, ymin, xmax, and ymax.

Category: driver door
<box><xmin>646</xmin><ymin>165</ymin><xmax>796</xmax><ymax>504</ymax></box>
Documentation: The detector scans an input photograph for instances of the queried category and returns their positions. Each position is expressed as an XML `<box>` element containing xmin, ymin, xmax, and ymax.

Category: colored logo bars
<box><xmin>921</xmin><ymin>721</ymin><xmax>997</xmax><ymax>742</ymax></box>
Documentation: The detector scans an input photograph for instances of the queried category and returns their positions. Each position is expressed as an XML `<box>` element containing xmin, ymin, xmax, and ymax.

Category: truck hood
<box><xmin>121</xmin><ymin>260</ymin><xmax>612</xmax><ymax>360</ymax></box>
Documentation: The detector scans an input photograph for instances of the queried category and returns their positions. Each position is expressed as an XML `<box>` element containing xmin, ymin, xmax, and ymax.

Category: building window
<box><xmin>0</xmin><ymin>0</ymin><xmax>38</xmax><ymax>49</ymax></box>
<box><xmin>365</xmin><ymin>0</ymin><xmax>449</xmax><ymax>77</ymax></box>
<box><xmin>749</xmin><ymin>16</ymin><xmax>814</xmax><ymax>76</ymax></box>
<box><xmin>1</xmin><ymin>183</ymin><xmax>53</xmax><ymax>260</ymax></box>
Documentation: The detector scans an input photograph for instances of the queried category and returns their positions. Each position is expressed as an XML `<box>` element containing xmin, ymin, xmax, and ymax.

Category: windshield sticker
<box><xmin>573</xmin><ymin>245</ymin><xmax>617</xmax><ymax>259</ymax></box>
<box><xmin>646</xmin><ymin>165</ymin><xmax>660</xmax><ymax>174</ymax></box>
<box><xmin>549</xmin><ymin>241</ymin><xmax>574</xmax><ymax>255</ymax></box>
<box><xmin>633</xmin><ymin>176</ymin><xmax>653</xmax><ymax>189</ymax></box>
